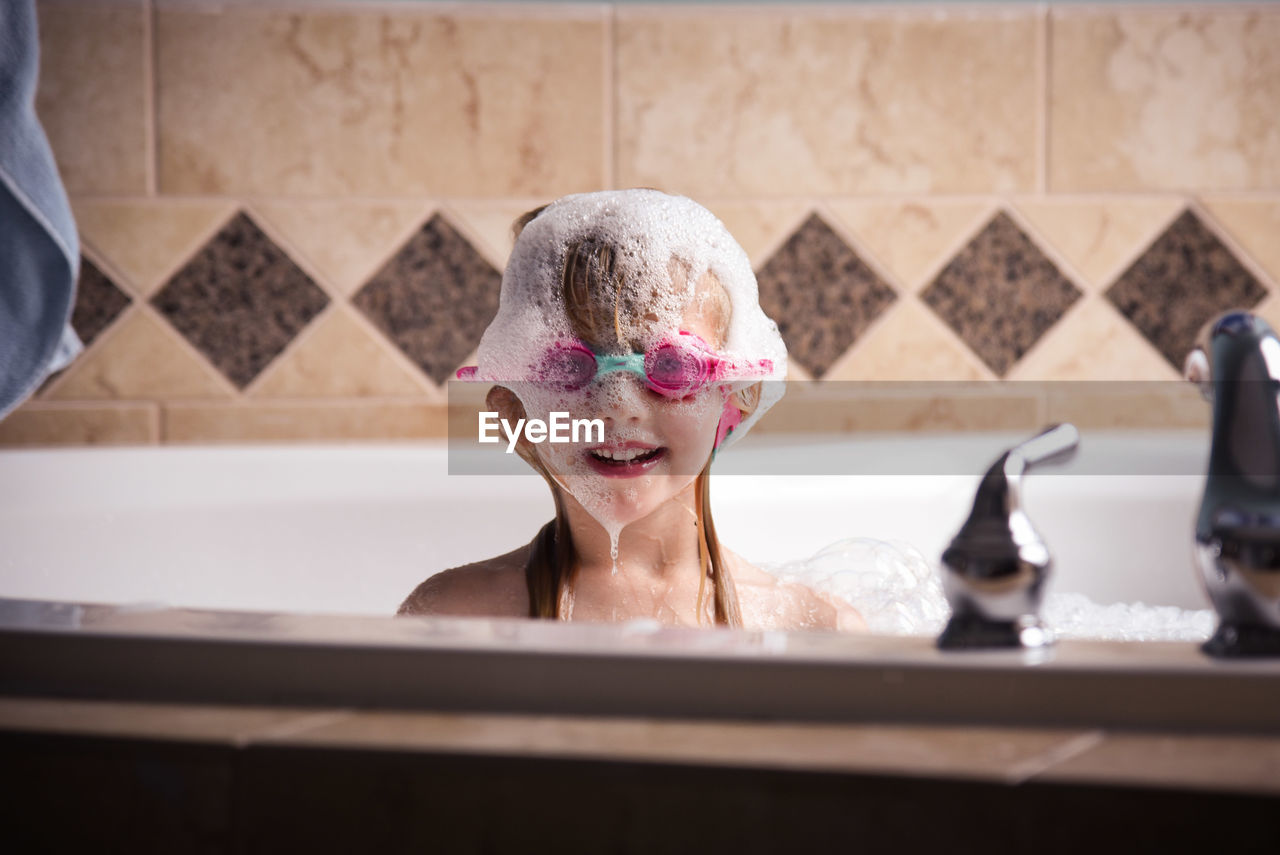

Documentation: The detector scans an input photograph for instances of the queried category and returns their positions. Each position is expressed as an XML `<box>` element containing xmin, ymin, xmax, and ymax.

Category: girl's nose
<box><xmin>590</xmin><ymin>371</ymin><xmax>649</xmax><ymax>424</ymax></box>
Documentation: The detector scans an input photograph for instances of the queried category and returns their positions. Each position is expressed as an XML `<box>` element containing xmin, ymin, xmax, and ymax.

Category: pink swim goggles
<box><xmin>457</xmin><ymin>331</ymin><xmax>773</xmax><ymax>399</ymax></box>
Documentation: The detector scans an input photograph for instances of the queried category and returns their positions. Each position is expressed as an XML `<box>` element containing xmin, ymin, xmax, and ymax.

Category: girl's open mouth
<box><xmin>585</xmin><ymin>445</ymin><xmax>666</xmax><ymax>477</ymax></box>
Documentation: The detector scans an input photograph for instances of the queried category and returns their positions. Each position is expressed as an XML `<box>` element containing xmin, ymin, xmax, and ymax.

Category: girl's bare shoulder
<box><xmin>397</xmin><ymin>546</ymin><xmax>529</xmax><ymax>618</ymax></box>
<box><xmin>724</xmin><ymin>548</ymin><xmax>868</xmax><ymax>633</ymax></box>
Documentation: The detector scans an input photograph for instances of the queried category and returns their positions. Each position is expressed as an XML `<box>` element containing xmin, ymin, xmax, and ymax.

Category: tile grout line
<box><xmin>150</xmin><ymin>399</ymin><xmax>161</xmax><ymax>445</ymax></box>
<box><xmin>748</xmin><ymin>203</ymin><xmax>815</xmax><ymax>273</ymax></box>
<box><xmin>143</xmin><ymin>0</ymin><xmax>157</xmax><ymax>197</ymax></box>
<box><xmin>813</xmin><ymin>200</ymin><xmax>908</xmax><ymax>297</ymax></box>
<box><xmin>1006</xmin><ymin>729</ymin><xmax>1107</xmax><ymax>786</ymax></box>
<box><xmin>1038</xmin><ymin>3</ymin><xmax>1050</xmax><ymax>197</ymax></box>
<box><xmin>1187</xmin><ymin>197</ymin><xmax>1280</xmax><ymax>296</ymax></box>
<box><xmin>59</xmin><ymin>190</ymin><xmax>1280</xmax><ymax>204</ymax></box>
<box><xmin>1087</xmin><ymin>198</ymin><xmax>1188</xmax><ymax>293</ymax></box>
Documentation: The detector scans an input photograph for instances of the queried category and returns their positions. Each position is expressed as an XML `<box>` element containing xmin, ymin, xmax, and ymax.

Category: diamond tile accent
<box><xmin>1105</xmin><ymin>209</ymin><xmax>1268</xmax><ymax>370</ymax></box>
<box><xmin>921</xmin><ymin>211</ymin><xmax>1082</xmax><ymax>377</ymax></box>
<box><xmin>71</xmin><ymin>257</ymin><xmax>132</xmax><ymax>347</ymax></box>
<box><xmin>352</xmin><ymin>213</ymin><xmax>502</xmax><ymax>385</ymax></box>
<box><xmin>755</xmin><ymin>213</ymin><xmax>897</xmax><ymax>378</ymax></box>
<box><xmin>71</xmin><ymin>199</ymin><xmax>237</xmax><ymax>296</ymax></box>
<box><xmin>37</xmin><ymin>257</ymin><xmax>134</xmax><ymax>395</ymax></box>
<box><xmin>150</xmin><ymin>212</ymin><xmax>330</xmax><ymax>389</ymax></box>
<box><xmin>825</xmin><ymin>300</ymin><xmax>991</xmax><ymax>382</ymax></box>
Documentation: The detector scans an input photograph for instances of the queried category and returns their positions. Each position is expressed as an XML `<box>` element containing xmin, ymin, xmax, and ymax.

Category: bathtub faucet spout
<box><xmin>936</xmin><ymin>423</ymin><xmax>1079</xmax><ymax>651</ymax></box>
<box><xmin>1186</xmin><ymin>311</ymin><xmax>1280</xmax><ymax>658</ymax></box>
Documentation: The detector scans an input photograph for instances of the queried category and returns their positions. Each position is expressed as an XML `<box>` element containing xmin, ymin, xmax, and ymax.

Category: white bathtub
<box><xmin>0</xmin><ymin>431</ymin><xmax>1212</xmax><ymax>615</ymax></box>
<box><xmin>5</xmin><ymin>430</ymin><xmax>1280</xmax><ymax>738</ymax></box>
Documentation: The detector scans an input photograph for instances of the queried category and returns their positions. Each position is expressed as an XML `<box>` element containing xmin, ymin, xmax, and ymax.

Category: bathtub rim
<box><xmin>2</xmin><ymin>596</ymin><xmax>1278</xmax><ymax>737</ymax></box>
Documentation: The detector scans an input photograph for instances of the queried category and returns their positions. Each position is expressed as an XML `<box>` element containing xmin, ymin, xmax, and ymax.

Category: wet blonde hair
<box><xmin>494</xmin><ymin>204</ymin><xmax>752</xmax><ymax>626</ymax></box>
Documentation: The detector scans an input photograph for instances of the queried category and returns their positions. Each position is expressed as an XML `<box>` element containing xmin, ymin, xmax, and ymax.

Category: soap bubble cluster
<box><xmin>1043</xmin><ymin>592</ymin><xmax>1214</xmax><ymax>642</ymax></box>
<box><xmin>472</xmin><ymin>189</ymin><xmax>788</xmax><ymax>450</ymax></box>
<box><xmin>762</xmin><ymin>537</ymin><xmax>1215</xmax><ymax>641</ymax></box>
<box><xmin>762</xmin><ymin>538</ymin><xmax>950</xmax><ymax>635</ymax></box>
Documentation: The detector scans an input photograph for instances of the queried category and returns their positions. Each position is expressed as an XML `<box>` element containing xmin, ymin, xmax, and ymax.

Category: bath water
<box><xmin>762</xmin><ymin>538</ymin><xmax>1215</xmax><ymax>642</ymax></box>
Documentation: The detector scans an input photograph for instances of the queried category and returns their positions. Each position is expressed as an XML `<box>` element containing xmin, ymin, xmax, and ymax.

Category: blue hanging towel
<box><xmin>0</xmin><ymin>0</ymin><xmax>83</xmax><ymax>421</ymax></box>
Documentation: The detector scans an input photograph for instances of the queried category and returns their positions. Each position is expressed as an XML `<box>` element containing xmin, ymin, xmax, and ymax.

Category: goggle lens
<box><xmin>535</xmin><ymin>343</ymin><xmax>597</xmax><ymax>391</ymax></box>
<box><xmin>645</xmin><ymin>343</ymin><xmax>708</xmax><ymax>394</ymax></box>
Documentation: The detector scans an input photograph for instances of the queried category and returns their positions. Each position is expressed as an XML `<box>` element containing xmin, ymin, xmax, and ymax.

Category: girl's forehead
<box><xmin>670</xmin><ymin>264</ymin><xmax>729</xmax><ymax>347</ymax></box>
<box><xmin>607</xmin><ymin>285</ymin><xmax>725</xmax><ymax>352</ymax></box>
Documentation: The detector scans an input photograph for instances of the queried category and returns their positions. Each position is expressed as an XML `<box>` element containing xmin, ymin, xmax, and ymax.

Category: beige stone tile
<box><xmin>1049</xmin><ymin>9</ymin><xmax>1280</xmax><ymax>192</ymax></box>
<box><xmin>1014</xmin><ymin>197</ymin><xmax>1184</xmax><ymax>290</ymax></box>
<box><xmin>827</xmin><ymin>200</ymin><xmax>993</xmax><ymax>292</ymax></box>
<box><xmin>35</xmin><ymin>1</ymin><xmax>147</xmax><ymax>194</ymax></box>
<box><xmin>0</xmin><ymin>696</ymin><xmax>345</xmax><ymax>747</ymax></box>
<box><xmin>1199</xmin><ymin>197</ymin><xmax>1280</xmax><ymax>289</ymax></box>
<box><xmin>0</xmin><ymin>402</ymin><xmax>156</xmax><ymax>446</ymax></box>
<box><xmin>71</xmin><ymin>200</ymin><xmax>236</xmax><ymax>297</ymax></box>
<box><xmin>1045</xmin><ymin>384</ymin><xmax>1208</xmax><ymax>430</ymax></box>
<box><xmin>248</xmin><ymin>306</ymin><xmax>428</xmax><ymax>398</ymax></box>
<box><xmin>704</xmin><ymin>201</ymin><xmax>813</xmax><ymax>267</ymax></box>
<box><xmin>446</xmin><ymin>200</ymin><xmax>549</xmax><ymax>271</ymax></box>
<box><xmin>616</xmin><ymin>11</ymin><xmax>1037</xmax><ymax>196</ymax></box>
<box><xmin>155</xmin><ymin>8</ymin><xmax>605</xmax><ymax>196</ymax></box>
<box><xmin>45</xmin><ymin>308</ymin><xmax>232</xmax><ymax>401</ymax></box>
<box><xmin>250</xmin><ymin>200</ymin><xmax>430</xmax><ymax>297</ymax></box>
<box><xmin>754</xmin><ymin>386</ymin><xmax>1041</xmax><ymax>434</ymax></box>
<box><xmin>1035</xmin><ymin>732</ymin><xmax>1280</xmax><ymax>795</ymax></box>
<box><xmin>262</xmin><ymin>710</ymin><xmax>1090</xmax><ymax>783</ymax></box>
<box><xmin>163</xmin><ymin>401</ymin><xmax>446</xmax><ymax>443</ymax></box>
<box><xmin>824</xmin><ymin>299</ymin><xmax>992</xmax><ymax>382</ymax></box>
<box><xmin>1008</xmin><ymin>298</ymin><xmax>1179</xmax><ymax>382</ymax></box>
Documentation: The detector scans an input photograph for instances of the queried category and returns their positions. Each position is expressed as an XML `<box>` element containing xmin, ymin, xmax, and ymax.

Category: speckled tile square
<box><xmin>755</xmin><ymin>213</ymin><xmax>897</xmax><ymax>378</ymax></box>
<box><xmin>39</xmin><ymin>258</ymin><xmax>133</xmax><ymax>403</ymax></box>
<box><xmin>921</xmin><ymin>211</ymin><xmax>1082</xmax><ymax>377</ymax></box>
<box><xmin>71</xmin><ymin>200</ymin><xmax>238</xmax><ymax>297</ymax></box>
<box><xmin>149</xmin><ymin>212</ymin><xmax>331</xmax><ymax>389</ymax></box>
<box><xmin>352</xmin><ymin>213</ymin><xmax>502</xmax><ymax>386</ymax></box>
<box><xmin>70</xmin><ymin>257</ymin><xmax>133</xmax><ymax>349</ymax></box>
<box><xmin>1105</xmin><ymin>209</ymin><xmax>1268</xmax><ymax>370</ymax></box>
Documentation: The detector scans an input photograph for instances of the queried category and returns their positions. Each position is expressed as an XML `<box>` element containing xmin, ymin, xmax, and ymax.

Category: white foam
<box><xmin>762</xmin><ymin>538</ymin><xmax>1215</xmax><ymax>641</ymax></box>
<box><xmin>472</xmin><ymin>189</ymin><xmax>787</xmax><ymax>450</ymax></box>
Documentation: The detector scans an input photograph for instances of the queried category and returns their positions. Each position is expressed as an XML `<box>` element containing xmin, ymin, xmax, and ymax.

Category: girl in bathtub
<box><xmin>398</xmin><ymin>189</ymin><xmax>866</xmax><ymax>632</ymax></box>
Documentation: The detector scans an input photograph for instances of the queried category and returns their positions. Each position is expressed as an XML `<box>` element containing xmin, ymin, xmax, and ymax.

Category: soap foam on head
<box><xmin>473</xmin><ymin>190</ymin><xmax>788</xmax><ymax>536</ymax></box>
<box><xmin>473</xmin><ymin>189</ymin><xmax>787</xmax><ymax>444</ymax></box>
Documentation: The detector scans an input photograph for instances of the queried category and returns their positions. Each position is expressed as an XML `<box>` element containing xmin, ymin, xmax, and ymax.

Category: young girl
<box><xmin>399</xmin><ymin>189</ymin><xmax>866</xmax><ymax>632</ymax></box>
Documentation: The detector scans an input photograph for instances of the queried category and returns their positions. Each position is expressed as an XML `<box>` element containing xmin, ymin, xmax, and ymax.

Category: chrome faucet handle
<box><xmin>1188</xmin><ymin>311</ymin><xmax>1280</xmax><ymax>658</ymax></box>
<box><xmin>936</xmin><ymin>423</ymin><xmax>1080</xmax><ymax>651</ymax></box>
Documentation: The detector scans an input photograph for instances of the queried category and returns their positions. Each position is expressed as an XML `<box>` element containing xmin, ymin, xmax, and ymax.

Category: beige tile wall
<box><xmin>5</xmin><ymin>1</ymin><xmax>1278</xmax><ymax>446</ymax></box>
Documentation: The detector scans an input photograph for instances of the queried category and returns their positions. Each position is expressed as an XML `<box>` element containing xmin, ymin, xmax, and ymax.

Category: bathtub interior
<box><xmin>0</xmin><ymin>431</ymin><xmax>1213</xmax><ymax>625</ymax></box>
